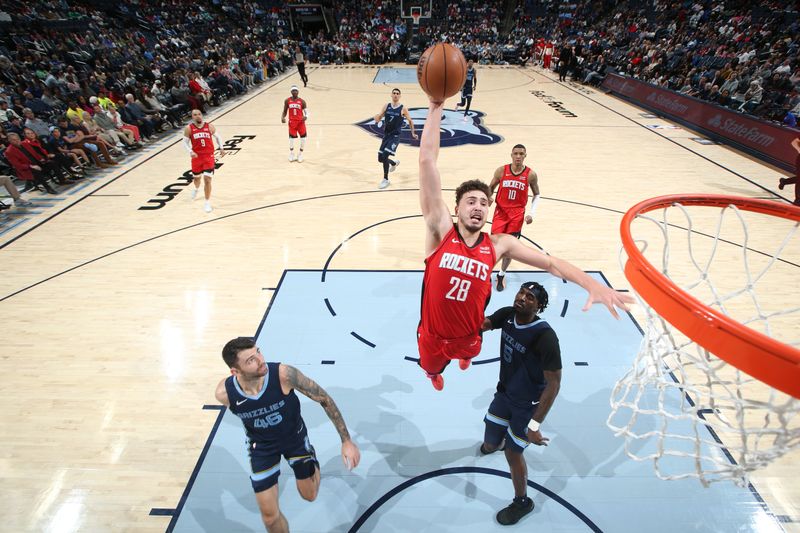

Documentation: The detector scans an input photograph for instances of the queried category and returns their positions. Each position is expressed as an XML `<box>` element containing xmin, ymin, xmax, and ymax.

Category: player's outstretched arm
<box><xmin>495</xmin><ymin>235</ymin><xmax>635</xmax><ymax>318</ymax></box>
<box><xmin>419</xmin><ymin>97</ymin><xmax>453</xmax><ymax>251</ymax></box>
<box><xmin>280</xmin><ymin>364</ymin><xmax>361</xmax><ymax>470</ymax></box>
<box><xmin>214</xmin><ymin>378</ymin><xmax>230</xmax><ymax>407</ymax></box>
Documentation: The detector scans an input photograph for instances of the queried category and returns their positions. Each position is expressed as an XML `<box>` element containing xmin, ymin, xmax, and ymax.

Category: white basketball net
<box><xmin>608</xmin><ymin>200</ymin><xmax>800</xmax><ymax>486</ymax></box>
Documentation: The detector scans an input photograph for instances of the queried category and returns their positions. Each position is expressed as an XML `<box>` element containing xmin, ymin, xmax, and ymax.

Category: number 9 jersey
<box><xmin>419</xmin><ymin>225</ymin><xmax>496</xmax><ymax>356</ymax></box>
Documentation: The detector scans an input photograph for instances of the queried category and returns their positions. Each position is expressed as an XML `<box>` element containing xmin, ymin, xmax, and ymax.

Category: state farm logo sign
<box><xmin>706</xmin><ymin>115</ymin><xmax>775</xmax><ymax>148</ymax></box>
<box><xmin>645</xmin><ymin>91</ymin><xmax>689</xmax><ymax>115</ymax></box>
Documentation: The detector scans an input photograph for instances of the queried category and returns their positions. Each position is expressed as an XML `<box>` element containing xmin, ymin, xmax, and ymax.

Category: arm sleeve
<box><xmin>528</xmin><ymin>194</ymin><xmax>541</xmax><ymax>217</ymax></box>
<box><xmin>535</xmin><ymin>329</ymin><xmax>562</xmax><ymax>371</ymax></box>
<box><xmin>212</xmin><ymin>132</ymin><xmax>222</xmax><ymax>149</ymax></box>
<box><xmin>487</xmin><ymin>306</ymin><xmax>515</xmax><ymax>330</ymax></box>
<box><xmin>182</xmin><ymin>136</ymin><xmax>193</xmax><ymax>153</ymax></box>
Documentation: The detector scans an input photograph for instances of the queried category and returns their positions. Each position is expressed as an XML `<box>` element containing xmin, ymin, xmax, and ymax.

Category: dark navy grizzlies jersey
<box><xmin>225</xmin><ymin>362</ymin><xmax>302</xmax><ymax>447</ymax></box>
<box><xmin>487</xmin><ymin>307</ymin><xmax>561</xmax><ymax>407</ymax></box>
<box><xmin>383</xmin><ymin>103</ymin><xmax>404</xmax><ymax>137</ymax></box>
<box><xmin>463</xmin><ymin>68</ymin><xmax>476</xmax><ymax>91</ymax></box>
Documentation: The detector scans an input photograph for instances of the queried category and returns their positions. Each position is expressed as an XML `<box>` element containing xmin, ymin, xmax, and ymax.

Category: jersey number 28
<box><xmin>445</xmin><ymin>277</ymin><xmax>471</xmax><ymax>302</ymax></box>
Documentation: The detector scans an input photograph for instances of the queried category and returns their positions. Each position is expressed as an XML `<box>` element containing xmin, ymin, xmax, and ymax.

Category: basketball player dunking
<box><xmin>281</xmin><ymin>86</ymin><xmax>307</xmax><ymax>162</ymax></box>
<box><xmin>183</xmin><ymin>109</ymin><xmax>225</xmax><ymax>213</ymax></box>
<box><xmin>454</xmin><ymin>60</ymin><xmax>477</xmax><ymax>117</ymax></box>
<box><xmin>418</xmin><ymin>95</ymin><xmax>633</xmax><ymax>391</ymax></box>
<box><xmin>374</xmin><ymin>88</ymin><xmax>417</xmax><ymax>189</ymax></box>
<box><xmin>490</xmin><ymin>144</ymin><xmax>540</xmax><ymax>291</ymax></box>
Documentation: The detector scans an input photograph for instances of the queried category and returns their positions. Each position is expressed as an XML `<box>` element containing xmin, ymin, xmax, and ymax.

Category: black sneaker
<box><xmin>779</xmin><ymin>178</ymin><xmax>786</xmax><ymax>190</ymax></box>
<box><xmin>497</xmin><ymin>497</ymin><xmax>534</xmax><ymax>526</ymax></box>
<box><xmin>496</xmin><ymin>274</ymin><xmax>505</xmax><ymax>292</ymax></box>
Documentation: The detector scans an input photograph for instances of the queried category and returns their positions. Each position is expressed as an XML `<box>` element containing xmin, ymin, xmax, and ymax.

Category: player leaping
<box><xmin>417</xmin><ymin>95</ymin><xmax>633</xmax><ymax>391</ymax></box>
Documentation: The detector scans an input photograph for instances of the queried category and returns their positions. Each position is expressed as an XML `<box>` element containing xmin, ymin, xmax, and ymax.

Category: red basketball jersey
<box><xmin>495</xmin><ymin>165</ymin><xmax>531</xmax><ymax>211</ymax></box>
<box><xmin>421</xmin><ymin>226</ymin><xmax>497</xmax><ymax>339</ymax></box>
<box><xmin>189</xmin><ymin>122</ymin><xmax>214</xmax><ymax>156</ymax></box>
<box><xmin>286</xmin><ymin>97</ymin><xmax>304</xmax><ymax>121</ymax></box>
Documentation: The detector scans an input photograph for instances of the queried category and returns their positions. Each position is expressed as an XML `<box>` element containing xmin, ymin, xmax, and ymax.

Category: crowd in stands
<box><xmin>0</xmin><ymin>0</ymin><xmax>296</xmax><ymax>212</ymax></box>
<box><xmin>1</xmin><ymin>0</ymin><xmax>797</xmax><ymax>212</ymax></box>
<box><xmin>514</xmin><ymin>0</ymin><xmax>800</xmax><ymax>125</ymax></box>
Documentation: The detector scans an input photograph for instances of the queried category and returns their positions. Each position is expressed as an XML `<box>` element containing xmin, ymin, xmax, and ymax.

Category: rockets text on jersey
<box><xmin>286</xmin><ymin>97</ymin><xmax>304</xmax><ymax>121</ymax></box>
<box><xmin>189</xmin><ymin>122</ymin><xmax>215</xmax><ymax>156</ymax></box>
<box><xmin>421</xmin><ymin>225</ymin><xmax>497</xmax><ymax>339</ymax></box>
<box><xmin>495</xmin><ymin>164</ymin><xmax>531</xmax><ymax>210</ymax></box>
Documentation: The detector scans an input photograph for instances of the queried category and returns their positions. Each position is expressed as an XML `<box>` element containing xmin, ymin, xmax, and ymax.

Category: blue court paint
<box><xmin>373</xmin><ymin>67</ymin><xmax>419</xmax><ymax>84</ymax></box>
<box><xmin>168</xmin><ymin>270</ymin><xmax>781</xmax><ymax>533</ymax></box>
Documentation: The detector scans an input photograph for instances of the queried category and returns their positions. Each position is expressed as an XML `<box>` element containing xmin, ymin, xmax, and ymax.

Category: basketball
<box><xmin>417</xmin><ymin>43</ymin><xmax>467</xmax><ymax>101</ymax></box>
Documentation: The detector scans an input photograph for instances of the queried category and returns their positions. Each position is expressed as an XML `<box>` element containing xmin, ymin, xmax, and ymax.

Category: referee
<box><xmin>295</xmin><ymin>45</ymin><xmax>308</xmax><ymax>87</ymax></box>
<box><xmin>479</xmin><ymin>281</ymin><xmax>562</xmax><ymax>526</ymax></box>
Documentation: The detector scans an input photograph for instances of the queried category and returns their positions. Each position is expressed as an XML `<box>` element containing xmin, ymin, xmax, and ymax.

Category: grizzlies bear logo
<box><xmin>356</xmin><ymin>108</ymin><xmax>502</xmax><ymax>147</ymax></box>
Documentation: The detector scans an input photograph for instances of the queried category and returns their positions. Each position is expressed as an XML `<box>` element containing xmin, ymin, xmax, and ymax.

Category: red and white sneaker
<box><xmin>459</xmin><ymin>358</ymin><xmax>472</xmax><ymax>370</ymax></box>
<box><xmin>429</xmin><ymin>374</ymin><xmax>444</xmax><ymax>391</ymax></box>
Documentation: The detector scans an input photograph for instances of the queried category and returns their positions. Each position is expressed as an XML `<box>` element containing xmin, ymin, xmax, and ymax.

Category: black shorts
<box><xmin>461</xmin><ymin>88</ymin><xmax>473</xmax><ymax>99</ymax></box>
<box><xmin>248</xmin><ymin>419</ymin><xmax>318</xmax><ymax>492</ymax></box>
<box><xmin>484</xmin><ymin>392</ymin><xmax>540</xmax><ymax>454</ymax></box>
<box><xmin>378</xmin><ymin>134</ymin><xmax>400</xmax><ymax>156</ymax></box>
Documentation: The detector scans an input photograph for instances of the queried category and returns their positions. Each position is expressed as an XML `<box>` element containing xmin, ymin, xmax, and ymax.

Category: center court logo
<box><xmin>355</xmin><ymin>108</ymin><xmax>502</xmax><ymax>147</ymax></box>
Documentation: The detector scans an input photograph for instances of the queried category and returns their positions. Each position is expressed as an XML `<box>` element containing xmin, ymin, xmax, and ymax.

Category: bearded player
<box><xmin>417</xmin><ymin>95</ymin><xmax>633</xmax><ymax>391</ymax></box>
<box><xmin>490</xmin><ymin>144</ymin><xmax>540</xmax><ymax>291</ymax></box>
<box><xmin>184</xmin><ymin>109</ymin><xmax>225</xmax><ymax>213</ymax></box>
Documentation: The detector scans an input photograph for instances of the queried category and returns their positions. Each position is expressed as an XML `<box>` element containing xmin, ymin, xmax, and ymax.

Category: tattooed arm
<box><xmin>279</xmin><ymin>364</ymin><xmax>361</xmax><ymax>469</ymax></box>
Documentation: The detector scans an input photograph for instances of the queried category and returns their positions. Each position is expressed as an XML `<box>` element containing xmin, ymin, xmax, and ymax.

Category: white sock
<box><xmin>499</xmin><ymin>270</ymin><xmax>506</xmax><ymax>276</ymax></box>
<box><xmin>300</xmin><ymin>137</ymin><xmax>306</xmax><ymax>150</ymax></box>
<box><xmin>289</xmin><ymin>138</ymin><xmax>295</xmax><ymax>150</ymax></box>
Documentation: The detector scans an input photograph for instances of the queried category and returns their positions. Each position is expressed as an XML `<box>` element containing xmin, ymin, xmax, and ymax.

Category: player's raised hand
<box><xmin>582</xmin><ymin>285</ymin><xmax>635</xmax><ymax>319</ymax></box>
<box><xmin>341</xmin><ymin>439</ymin><xmax>361</xmax><ymax>470</ymax></box>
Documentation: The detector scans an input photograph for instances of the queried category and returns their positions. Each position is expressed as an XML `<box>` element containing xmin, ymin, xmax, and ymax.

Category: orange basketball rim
<box><xmin>621</xmin><ymin>194</ymin><xmax>800</xmax><ymax>398</ymax></box>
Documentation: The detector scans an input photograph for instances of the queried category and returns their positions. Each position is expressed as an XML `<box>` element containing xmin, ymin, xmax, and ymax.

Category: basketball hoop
<box><xmin>410</xmin><ymin>6</ymin><xmax>422</xmax><ymax>26</ymax></box>
<box><xmin>608</xmin><ymin>194</ymin><xmax>800</xmax><ymax>486</ymax></box>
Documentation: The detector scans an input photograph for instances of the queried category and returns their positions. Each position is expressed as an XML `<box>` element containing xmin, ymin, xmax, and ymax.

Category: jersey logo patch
<box><xmin>356</xmin><ymin>108</ymin><xmax>502</xmax><ymax>148</ymax></box>
<box><xmin>236</xmin><ymin>399</ymin><xmax>247</xmax><ymax>405</ymax></box>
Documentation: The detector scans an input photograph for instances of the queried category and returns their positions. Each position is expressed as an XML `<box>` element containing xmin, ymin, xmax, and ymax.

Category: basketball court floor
<box><xmin>1</xmin><ymin>64</ymin><xmax>797</xmax><ymax>532</ymax></box>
